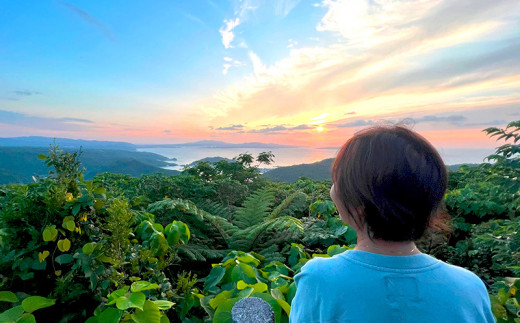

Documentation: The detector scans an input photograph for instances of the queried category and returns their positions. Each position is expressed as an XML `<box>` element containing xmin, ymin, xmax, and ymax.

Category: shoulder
<box><xmin>300</xmin><ymin>252</ymin><xmax>346</xmax><ymax>274</ymax></box>
<box><xmin>436</xmin><ymin>260</ymin><xmax>488</xmax><ymax>291</ymax></box>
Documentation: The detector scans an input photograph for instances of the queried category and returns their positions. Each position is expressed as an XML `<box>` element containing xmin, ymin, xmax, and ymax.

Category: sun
<box><xmin>316</xmin><ymin>126</ymin><xmax>324</xmax><ymax>132</ymax></box>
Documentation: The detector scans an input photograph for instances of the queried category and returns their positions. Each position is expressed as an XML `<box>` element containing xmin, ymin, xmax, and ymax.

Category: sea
<box><xmin>137</xmin><ymin>146</ymin><xmax>496</xmax><ymax>171</ymax></box>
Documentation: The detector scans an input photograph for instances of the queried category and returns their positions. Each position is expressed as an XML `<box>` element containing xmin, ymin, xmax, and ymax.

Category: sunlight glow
<box><xmin>316</xmin><ymin>125</ymin><xmax>324</xmax><ymax>132</ymax></box>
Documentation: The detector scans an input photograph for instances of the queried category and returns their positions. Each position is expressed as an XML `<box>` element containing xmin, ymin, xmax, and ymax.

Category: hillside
<box><xmin>264</xmin><ymin>159</ymin><xmax>480</xmax><ymax>183</ymax></box>
<box><xmin>0</xmin><ymin>147</ymin><xmax>178</xmax><ymax>184</ymax></box>
<box><xmin>264</xmin><ymin>158</ymin><xmax>334</xmax><ymax>182</ymax></box>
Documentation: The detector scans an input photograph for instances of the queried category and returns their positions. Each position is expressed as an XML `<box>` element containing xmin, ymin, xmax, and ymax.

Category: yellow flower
<box><xmin>80</xmin><ymin>214</ymin><xmax>87</xmax><ymax>222</ymax></box>
<box><xmin>75</xmin><ymin>227</ymin><xmax>82</xmax><ymax>234</ymax></box>
<box><xmin>65</xmin><ymin>193</ymin><xmax>73</xmax><ymax>202</ymax></box>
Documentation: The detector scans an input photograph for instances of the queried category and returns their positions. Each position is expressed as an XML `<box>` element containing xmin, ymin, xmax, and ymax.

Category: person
<box><xmin>289</xmin><ymin>125</ymin><xmax>494</xmax><ymax>323</ymax></box>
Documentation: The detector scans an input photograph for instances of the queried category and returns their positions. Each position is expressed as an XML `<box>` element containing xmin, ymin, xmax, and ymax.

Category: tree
<box><xmin>257</xmin><ymin>151</ymin><xmax>275</xmax><ymax>166</ymax></box>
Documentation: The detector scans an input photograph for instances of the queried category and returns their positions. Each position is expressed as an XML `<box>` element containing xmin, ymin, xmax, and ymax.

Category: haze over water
<box><xmin>139</xmin><ymin>146</ymin><xmax>496</xmax><ymax>171</ymax></box>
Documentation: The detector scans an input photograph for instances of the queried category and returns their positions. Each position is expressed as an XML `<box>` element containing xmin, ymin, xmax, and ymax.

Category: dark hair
<box><xmin>331</xmin><ymin>125</ymin><xmax>448</xmax><ymax>241</ymax></box>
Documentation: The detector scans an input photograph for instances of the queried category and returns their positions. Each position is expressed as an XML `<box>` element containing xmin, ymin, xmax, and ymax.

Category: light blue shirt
<box><xmin>290</xmin><ymin>250</ymin><xmax>494</xmax><ymax>323</ymax></box>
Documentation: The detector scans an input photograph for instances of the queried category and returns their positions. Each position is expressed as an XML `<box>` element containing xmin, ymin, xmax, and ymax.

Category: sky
<box><xmin>0</xmin><ymin>0</ymin><xmax>519</xmax><ymax>148</ymax></box>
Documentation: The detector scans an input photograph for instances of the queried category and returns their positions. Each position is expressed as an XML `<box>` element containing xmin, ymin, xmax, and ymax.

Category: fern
<box><xmin>233</xmin><ymin>189</ymin><xmax>274</xmax><ymax>229</ymax></box>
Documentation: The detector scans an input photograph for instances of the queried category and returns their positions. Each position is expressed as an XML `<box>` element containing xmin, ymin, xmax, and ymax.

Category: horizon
<box><xmin>1</xmin><ymin>1</ymin><xmax>519</xmax><ymax>149</ymax></box>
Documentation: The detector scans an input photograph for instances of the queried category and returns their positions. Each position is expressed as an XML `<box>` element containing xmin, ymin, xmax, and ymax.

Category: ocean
<box><xmin>137</xmin><ymin>146</ymin><xmax>496</xmax><ymax>171</ymax></box>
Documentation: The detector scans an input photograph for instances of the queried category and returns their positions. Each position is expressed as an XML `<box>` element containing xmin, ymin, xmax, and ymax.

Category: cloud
<box><xmin>60</xmin><ymin>117</ymin><xmax>94</xmax><ymax>123</ymax></box>
<box><xmin>249</xmin><ymin>124</ymin><xmax>314</xmax><ymax>133</ymax></box>
<box><xmin>60</xmin><ymin>2</ymin><xmax>115</xmax><ymax>41</ymax></box>
<box><xmin>13</xmin><ymin>90</ymin><xmax>41</xmax><ymax>96</ymax></box>
<box><xmin>219</xmin><ymin>18</ymin><xmax>240</xmax><ymax>48</ymax></box>
<box><xmin>217</xmin><ymin>124</ymin><xmax>244</xmax><ymax>130</ymax></box>
<box><xmin>334</xmin><ymin>120</ymin><xmax>375</xmax><ymax>128</ymax></box>
<box><xmin>0</xmin><ymin>109</ymin><xmax>96</xmax><ymax>132</ymax></box>
<box><xmin>164</xmin><ymin>130</ymin><xmax>172</xmax><ymax>135</ymax></box>
<box><xmin>415</xmin><ymin>115</ymin><xmax>466</xmax><ymax>124</ymax></box>
<box><xmin>204</xmin><ymin>0</ymin><xmax>520</xmax><ymax>129</ymax></box>
<box><xmin>222</xmin><ymin>58</ymin><xmax>246</xmax><ymax>75</ymax></box>
<box><xmin>274</xmin><ymin>0</ymin><xmax>302</xmax><ymax>17</ymax></box>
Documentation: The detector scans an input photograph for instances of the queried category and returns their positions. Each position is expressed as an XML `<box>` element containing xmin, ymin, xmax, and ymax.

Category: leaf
<box><xmin>160</xmin><ymin>313</ymin><xmax>170</xmax><ymax>323</ymax></box>
<box><xmin>72</xmin><ymin>204</ymin><xmax>81</xmax><ymax>216</ymax></box>
<box><xmin>62</xmin><ymin>220</ymin><xmax>75</xmax><ymax>232</ymax></box>
<box><xmin>93</xmin><ymin>200</ymin><xmax>105</xmax><ymax>210</ymax></box>
<box><xmin>0</xmin><ymin>291</ymin><xmax>19</xmax><ymax>303</ymax></box>
<box><xmin>18</xmin><ymin>313</ymin><xmax>37</xmax><ymax>323</ymax></box>
<box><xmin>231</xmin><ymin>263</ymin><xmax>257</xmax><ymax>284</ymax></box>
<box><xmin>131</xmin><ymin>281</ymin><xmax>160</xmax><ymax>293</ymax></box>
<box><xmin>42</xmin><ymin>225</ymin><xmax>58</xmax><ymax>242</ymax></box>
<box><xmin>213</xmin><ymin>298</ymin><xmax>240</xmax><ymax>323</ymax></box>
<box><xmin>164</xmin><ymin>221</ymin><xmax>190</xmax><ymax>246</ymax></box>
<box><xmin>94</xmin><ymin>187</ymin><xmax>106</xmax><ymax>194</ymax></box>
<box><xmin>204</xmin><ymin>266</ymin><xmax>226</xmax><ymax>291</ymax></box>
<box><xmin>98</xmin><ymin>307</ymin><xmax>123</xmax><ymax>323</ymax></box>
<box><xmin>21</xmin><ymin>296</ymin><xmax>55</xmax><ymax>313</ymax></box>
<box><xmin>152</xmin><ymin>300</ymin><xmax>175</xmax><ymax>310</ymax></box>
<box><xmin>131</xmin><ymin>300</ymin><xmax>161</xmax><ymax>323</ymax></box>
<box><xmin>82</xmin><ymin>243</ymin><xmax>95</xmax><ymax>255</ymax></box>
<box><xmin>275</xmin><ymin>299</ymin><xmax>291</xmax><ymax>316</ymax></box>
<box><xmin>0</xmin><ymin>305</ymin><xmax>24</xmax><ymax>322</ymax></box>
<box><xmin>209</xmin><ymin>290</ymin><xmax>233</xmax><ymax>309</ymax></box>
<box><xmin>55</xmin><ymin>254</ymin><xmax>74</xmax><ymax>265</ymax></box>
<box><xmin>38</xmin><ymin>250</ymin><xmax>50</xmax><ymax>263</ymax></box>
<box><xmin>37</xmin><ymin>154</ymin><xmax>47</xmax><ymax>160</ymax></box>
<box><xmin>107</xmin><ymin>286</ymin><xmax>130</xmax><ymax>305</ymax></box>
<box><xmin>116</xmin><ymin>292</ymin><xmax>145</xmax><ymax>311</ymax></box>
<box><xmin>57</xmin><ymin>239</ymin><xmax>71</xmax><ymax>252</ymax></box>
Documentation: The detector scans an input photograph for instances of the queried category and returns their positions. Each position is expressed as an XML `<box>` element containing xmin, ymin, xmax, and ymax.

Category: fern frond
<box><xmin>196</xmin><ymin>199</ymin><xmax>233</xmax><ymax>220</ymax></box>
<box><xmin>235</xmin><ymin>216</ymin><xmax>303</xmax><ymax>251</ymax></box>
<box><xmin>268</xmin><ymin>191</ymin><xmax>307</xmax><ymax>220</ymax></box>
<box><xmin>233</xmin><ymin>189</ymin><xmax>274</xmax><ymax>229</ymax></box>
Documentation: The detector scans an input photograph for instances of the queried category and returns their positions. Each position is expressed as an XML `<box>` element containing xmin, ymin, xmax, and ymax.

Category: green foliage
<box><xmin>86</xmin><ymin>281</ymin><xmax>173</xmax><ymax>323</ymax></box>
<box><xmin>0</xmin><ymin>293</ymin><xmax>55</xmax><ymax>323</ymax></box>
<box><xmin>490</xmin><ymin>278</ymin><xmax>520</xmax><ymax>323</ymax></box>
<box><xmin>2</xmin><ymin>121</ymin><xmax>520</xmax><ymax>322</ymax></box>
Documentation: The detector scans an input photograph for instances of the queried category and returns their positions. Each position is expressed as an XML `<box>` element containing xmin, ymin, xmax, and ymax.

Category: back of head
<box><xmin>332</xmin><ymin>125</ymin><xmax>448</xmax><ymax>241</ymax></box>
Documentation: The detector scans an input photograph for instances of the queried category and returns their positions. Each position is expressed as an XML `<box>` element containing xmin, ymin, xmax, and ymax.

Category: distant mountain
<box><xmin>0</xmin><ymin>147</ymin><xmax>178</xmax><ymax>185</ymax></box>
<box><xmin>136</xmin><ymin>140</ymin><xmax>297</xmax><ymax>149</ymax></box>
<box><xmin>0</xmin><ymin>137</ymin><xmax>297</xmax><ymax>150</ymax></box>
<box><xmin>263</xmin><ymin>158</ymin><xmax>334</xmax><ymax>183</ymax></box>
<box><xmin>0</xmin><ymin>136</ymin><xmax>136</xmax><ymax>151</ymax></box>
<box><xmin>263</xmin><ymin>159</ymin><xmax>482</xmax><ymax>183</ymax></box>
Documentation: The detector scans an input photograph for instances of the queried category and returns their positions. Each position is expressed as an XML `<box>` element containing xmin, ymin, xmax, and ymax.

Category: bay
<box><xmin>138</xmin><ymin>146</ymin><xmax>496</xmax><ymax>171</ymax></box>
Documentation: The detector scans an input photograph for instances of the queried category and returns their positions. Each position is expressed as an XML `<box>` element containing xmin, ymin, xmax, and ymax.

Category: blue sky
<box><xmin>0</xmin><ymin>0</ymin><xmax>519</xmax><ymax>147</ymax></box>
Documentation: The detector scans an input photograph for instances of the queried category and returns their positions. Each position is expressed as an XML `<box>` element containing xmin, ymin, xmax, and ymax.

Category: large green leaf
<box><xmin>204</xmin><ymin>266</ymin><xmax>226</xmax><ymax>291</ymax></box>
<box><xmin>164</xmin><ymin>221</ymin><xmax>190</xmax><ymax>246</ymax></box>
<box><xmin>17</xmin><ymin>313</ymin><xmax>36</xmax><ymax>323</ymax></box>
<box><xmin>131</xmin><ymin>300</ymin><xmax>161</xmax><ymax>323</ymax></box>
<box><xmin>115</xmin><ymin>292</ymin><xmax>145</xmax><ymax>310</ymax></box>
<box><xmin>98</xmin><ymin>307</ymin><xmax>123</xmax><ymax>323</ymax></box>
<box><xmin>0</xmin><ymin>291</ymin><xmax>19</xmax><ymax>303</ymax></box>
<box><xmin>0</xmin><ymin>305</ymin><xmax>24</xmax><ymax>322</ymax></box>
<box><xmin>21</xmin><ymin>296</ymin><xmax>55</xmax><ymax>313</ymax></box>
<box><xmin>209</xmin><ymin>290</ymin><xmax>233</xmax><ymax>309</ymax></box>
<box><xmin>131</xmin><ymin>281</ymin><xmax>160</xmax><ymax>293</ymax></box>
<box><xmin>213</xmin><ymin>298</ymin><xmax>240</xmax><ymax>323</ymax></box>
<box><xmin>152</xmin><ymin>300</ymin><xmax>175</xmax><ymax>310</ymax></box>
<box><xmin>231</xmin><ymin>263</ymin><xmax>257</xmax><ymax>284</ymax></box>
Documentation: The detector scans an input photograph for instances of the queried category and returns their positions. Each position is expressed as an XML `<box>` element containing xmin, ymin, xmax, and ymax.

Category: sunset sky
<box><xmin>1</xmin><ymin>0</ymin><xmax>519</xmax><ymax>148</ymax></box>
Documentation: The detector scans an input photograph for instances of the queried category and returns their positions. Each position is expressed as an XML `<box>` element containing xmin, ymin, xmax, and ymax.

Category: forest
<box><xmin>0</xmin><ymin>121</ymin><xmax>519</xmax><ymax>323</ymax></box>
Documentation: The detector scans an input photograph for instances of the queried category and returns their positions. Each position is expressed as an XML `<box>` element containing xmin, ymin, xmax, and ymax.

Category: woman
<box><xmin>289</xmin><ymin>125</ymin><xmax>494</xmax><ymax>323</ymax></box>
